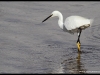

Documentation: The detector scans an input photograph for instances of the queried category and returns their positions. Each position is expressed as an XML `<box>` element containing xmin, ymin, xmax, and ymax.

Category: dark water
<box><xmin>0</xmin><ymin>2</ymin><xmax>100</xmax><ymax>74</ymax></box>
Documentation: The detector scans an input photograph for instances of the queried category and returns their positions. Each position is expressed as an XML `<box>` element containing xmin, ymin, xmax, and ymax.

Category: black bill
<box><xmin>42</xmin><ymin>14</ymin><xmax>53</xmax><ymax>23</ymax></box>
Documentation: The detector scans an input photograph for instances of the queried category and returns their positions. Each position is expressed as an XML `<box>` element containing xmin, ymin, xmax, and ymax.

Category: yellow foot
<box><xmin>77</xmin><ymin>42</ymin><xmax>81</xmax><ymax>52</ymax></box>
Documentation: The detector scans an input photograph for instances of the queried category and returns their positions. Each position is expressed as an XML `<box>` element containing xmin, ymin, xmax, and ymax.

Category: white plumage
<box><xmin>42</xmin><ymin>10</ymin><xmax>93</xmax><ymax>52</ymax></box>
<box><xmin>64</xmin><ymin>16</ymin><xmax>92</xmax><ymax>30</ymax></box>
<box><xmin>42</xmin><ymin>10</ymin><xmax>93</xmax><ymax>34</ymax></box>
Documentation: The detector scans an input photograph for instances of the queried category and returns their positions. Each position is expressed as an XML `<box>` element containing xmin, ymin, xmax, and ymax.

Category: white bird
<box><xmin>42</xmin><ymin>10</ymin><xmax>93</xmax><ymax>52</ymax></box>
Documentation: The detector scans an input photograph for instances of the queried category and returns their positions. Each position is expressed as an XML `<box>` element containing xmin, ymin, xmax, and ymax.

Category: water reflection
<box><xmin>62</xmin><ymin>52</ymin><xmax>86</xmax><ymax>74</ymax></box>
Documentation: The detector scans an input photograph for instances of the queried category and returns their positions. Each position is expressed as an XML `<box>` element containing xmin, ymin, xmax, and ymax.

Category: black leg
<box><xmin>77</xmin><ymin>28</ymin><xmax>82</xmax><ymax>43</ymax></box>
<box><xmin>77</xmin><ymin>28</ymin><xmax>82</xmax><ymax>52</ymax></box>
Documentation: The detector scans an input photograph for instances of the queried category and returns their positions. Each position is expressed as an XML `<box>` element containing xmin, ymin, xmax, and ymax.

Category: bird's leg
<box><xmin>77</xmin><ymin>28</ymin><xmax>82</xmax><ymax>52</ymax></box>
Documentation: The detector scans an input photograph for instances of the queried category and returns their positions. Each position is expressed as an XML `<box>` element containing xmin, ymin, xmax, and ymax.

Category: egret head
<box><xmin>42</xmin><ymin>10</ymin><xmax>59</xmax><ymax>22</ymax></box>
<box><xmin>51</xmin><ymin>10</ymin><xmax>60</xmax><ymax>17</ymax></box>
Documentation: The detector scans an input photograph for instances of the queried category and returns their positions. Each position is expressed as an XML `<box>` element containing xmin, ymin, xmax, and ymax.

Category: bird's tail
<box><xmin>90</xmin><ymin>19</ymin><xmax>94</xmax><ymax>27</ymax></box>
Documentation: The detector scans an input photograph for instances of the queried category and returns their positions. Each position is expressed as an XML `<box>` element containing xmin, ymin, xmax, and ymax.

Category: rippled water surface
<box><xmin>0</xmin><ymin>1</ymin><xmax>100</xmax><ymax>74</ymax></box>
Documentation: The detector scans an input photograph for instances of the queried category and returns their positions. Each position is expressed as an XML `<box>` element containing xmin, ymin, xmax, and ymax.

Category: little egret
<box><xmin>42</xmin><ymin>10</ymin><xmax>93</xmax><ymax>52</ymax></box>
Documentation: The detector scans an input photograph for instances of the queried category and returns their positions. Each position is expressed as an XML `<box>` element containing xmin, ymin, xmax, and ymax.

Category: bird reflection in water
<box><xmin>61</xmin><ymin>52</ymin><xmax>87</xmax><ymax>74</ymax></box>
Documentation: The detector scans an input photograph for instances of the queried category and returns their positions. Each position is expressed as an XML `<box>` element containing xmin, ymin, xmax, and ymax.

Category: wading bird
<box><xmin>42</xmin><ymin>10</ymin><xmax>93</xmax><ymax>52</ymax></box>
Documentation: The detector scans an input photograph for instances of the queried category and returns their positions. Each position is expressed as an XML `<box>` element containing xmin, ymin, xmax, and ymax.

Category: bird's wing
<box><xmin>64</xmin><ymin>16</ymin><xmax>92</xmax><ymax>30</ymax></box>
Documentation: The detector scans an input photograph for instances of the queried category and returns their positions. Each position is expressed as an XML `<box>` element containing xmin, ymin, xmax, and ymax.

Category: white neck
<box><xmin>57</xmin><ymin>12</ymin><xmax>64</xmax><ymax>29</ymax></box>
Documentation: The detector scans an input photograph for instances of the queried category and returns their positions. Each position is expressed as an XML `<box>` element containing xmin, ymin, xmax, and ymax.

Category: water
<box><xmin>0</xmin><ymin>1</ymin><xmax>100</xmax><ymax>74</ymax></box>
